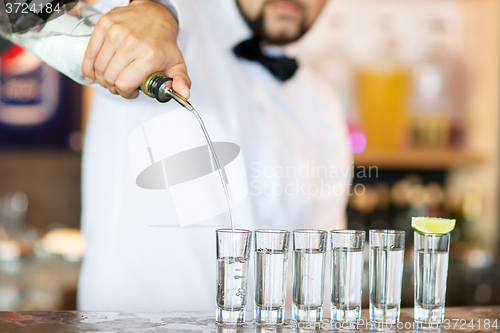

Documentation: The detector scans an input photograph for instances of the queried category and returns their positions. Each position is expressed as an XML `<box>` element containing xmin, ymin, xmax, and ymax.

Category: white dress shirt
<box><xmin>78</xmin><ymin>0</ymin><xmax>352</xmax><ymax>312</ymax></box>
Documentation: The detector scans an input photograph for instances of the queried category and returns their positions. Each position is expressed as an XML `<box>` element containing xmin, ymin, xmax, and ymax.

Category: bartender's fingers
<box><xmin>94</xmin><ymin>37</ymin><xmax>118</xmax><ymax>89</ymax></box>
<box><xmin>82</xmin><ymin>15</ymin><xmax>114</xmax><ymax>84</ymax></box>
<box><xmin>101</xmin><ymin>45</ymin><xmax>135</xmax><ymax>93</ymax></box>
<box><xmin>114</xmin><ymin>59</ymin><xmax>149</xmax><ymax>99</ymax></box>
<box><xmin>166</xmin><ymin>63</ymin><xmax>191</xmax><ymax>100</ymax></box>
<box><xmin>103</xmin><ymin>57</ymin><xmax>130</xmax><ymax>94</ymax></box>
<box><xmin>108</xmin><ymin>87</ymin><xmax>119</xmax><ymax>95</ymax></box>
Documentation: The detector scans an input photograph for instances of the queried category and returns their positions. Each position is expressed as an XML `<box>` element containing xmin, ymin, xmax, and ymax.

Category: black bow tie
<box><xmin>233</xmin><ymin>37</ymin><xmax>298</xmax><ymax>82</ymax></box>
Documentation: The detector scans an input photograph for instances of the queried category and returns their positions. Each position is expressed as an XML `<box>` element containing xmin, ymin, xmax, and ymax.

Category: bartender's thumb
<box><xmin>167</xmin><ymin>64</ymin><xmax>191</xmax><ymax>100</ymax></box>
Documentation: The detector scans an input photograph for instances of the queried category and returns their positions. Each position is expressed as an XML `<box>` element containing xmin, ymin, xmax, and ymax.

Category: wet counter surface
<box><xmin>0</xmin><ymin>306</ymin><xmax>499</xmax><ymax>332</ymax></box>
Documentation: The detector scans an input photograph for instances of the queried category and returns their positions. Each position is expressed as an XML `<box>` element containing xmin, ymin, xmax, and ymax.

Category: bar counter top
<box><xmin>0</xmin><ymin>306</ymin><xmax>499</xmax><ymax>332</ymax></box>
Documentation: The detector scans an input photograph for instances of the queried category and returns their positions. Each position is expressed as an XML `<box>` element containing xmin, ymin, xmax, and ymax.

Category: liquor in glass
<box><xmin>330</xmin><ymin>230</ymin><xmax>365</xmax><ymax>323</ymax></box>
<box><xmin>292</xmin><ymin>229</ymin><xmax>327</xmax><ymax>323</ymax></box>
<box><xmin>369</xmin><ymin>230</ymin><xmax>405</xmax><ymax>324</ymax></box>
<box><xmin>414</xmin><ymin>231</ymin><xmax>450</xmax><ymax>325</ymax></box>
<box><xmin>254</xmin><ymin>229</ymin><xmax>290</xmax><ymax>325</ymax></box>
<box><xmin>216</xmin><ymin>229</ymin><xmax>252</xmax><ymax>325</ymax></box>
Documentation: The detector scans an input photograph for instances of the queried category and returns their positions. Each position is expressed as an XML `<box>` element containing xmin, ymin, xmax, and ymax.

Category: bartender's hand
<box><xmin>81</xmin><ymin>0</ymin><xmax>190</xmax><ymax>99</ymax></box>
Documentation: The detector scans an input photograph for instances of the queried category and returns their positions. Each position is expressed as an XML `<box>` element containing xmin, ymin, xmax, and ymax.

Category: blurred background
<box><xmin>0</xmin><ymin>0</ymin><xmax>498</xmax><ymax>311</ymax></box>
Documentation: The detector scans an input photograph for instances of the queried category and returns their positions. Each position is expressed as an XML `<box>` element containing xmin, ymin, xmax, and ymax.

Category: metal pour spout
<box><xmin>140</xmin><ymin>72</ymin><xmax>194</xmax><ymax>111</ymax></box>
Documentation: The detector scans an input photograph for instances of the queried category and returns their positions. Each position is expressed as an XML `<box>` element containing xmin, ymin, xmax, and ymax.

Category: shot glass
<box><xmin>216</xmin><ymin>229</ymin><xmax>252</xmax><ymax>326</ymax></box>
<box><xmin>254</xmin><ymin>229</ymin><xmax>290</xmax><ymax>325</ymax></box>
<box><xmin>414</xmin><ymin>231</ymin><xmax>450</xmax><ymax>325</ymax></box>
<box><xmin>330</xmin><ymin>230</ymin><xmax>365</xmax><ymax>323</ymax></box>
<box><xmin>369</xmin><ymin>230</ymin><xmax>405</xmax><ymax>324</ymax></box>
<box><xmin>292</xmin><ymin>229</ymin><xmax>327</xmax><ymax>323</ymax></box>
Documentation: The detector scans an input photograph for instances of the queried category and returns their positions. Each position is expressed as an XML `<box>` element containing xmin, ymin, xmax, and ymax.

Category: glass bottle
<box><xmin>357</xmin><ymin>17</ymin><xmax>410</xmax><ymax>151</ymax></box>
<box><xmin>0</xmin><ymin>4</ymin><xmax>184</xmax><ymax>105</ymax></box>
<box><xmin>410</xmin><ymin>19</ymin><xmax>453</xmax><ymax>149</ymax></box>
<box><xmin>0</xmin><ymin>2</ymin><xmax>101</xmax><ymax>86</ymax></box>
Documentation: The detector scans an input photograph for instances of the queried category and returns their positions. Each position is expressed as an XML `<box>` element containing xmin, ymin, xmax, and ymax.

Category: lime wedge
<box><xmin>411</xmin><ymin>217</ymin><xmax>456</xmax><ymax>234</ymax></box>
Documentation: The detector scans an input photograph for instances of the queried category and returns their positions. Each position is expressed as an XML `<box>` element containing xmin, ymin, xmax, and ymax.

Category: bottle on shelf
<box><xmin>357</xmin><ymin>16</ymin><xmax>410</xmax><ymax>152</ymax></box>
<box><xmin>410</xmin><ymin>18</ymin><xmax>455</xmax><ymax>149</ymax></box>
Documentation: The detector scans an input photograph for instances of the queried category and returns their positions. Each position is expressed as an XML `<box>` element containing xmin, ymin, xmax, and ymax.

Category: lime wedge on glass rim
<box><xmin>411</xmin><ymin>217</ymin><xmax>456</xmax><ymax>235</ymax></box>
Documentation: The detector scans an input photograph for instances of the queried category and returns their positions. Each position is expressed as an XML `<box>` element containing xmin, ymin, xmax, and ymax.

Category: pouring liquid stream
<box><xmin>141</xmin><ymin>75</ymin><xmax>236</xmax><ymax>231</ymax></box>
<box><xmin>190</xmin><ymin>108</ymin><xmax>236</xmax><ymax>231</ymax></box>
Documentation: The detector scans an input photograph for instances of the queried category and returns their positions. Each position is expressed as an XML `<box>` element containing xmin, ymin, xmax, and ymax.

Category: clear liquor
<box><xmin>369</xmin><ymin>246</ymin><xmax>404</xmax><ymax>323</ymax></box>
<box><xmin>216</xmin><ymin>230</ymin><xmax>251</xmax><ymax>326</ymax></box>
<box><xmin>255</xmin><ymin>249</ymin><xmax>288</xmax><ymax>308</ymax></box>
<box><xmin>217</xmin><ymin>257</ymin><xmax>249</xmax><ymax>311</ymax></box>
<box><xmin>414</xmin><ymin>249</ymin><xmax>449</xmax><ymax>324</ymax></box>
<box><xmin>191</xmin><ymin>109</ymin><xmax>235</xmax><ymax>230</ymax></box>
<box><xmin>292</xmin><ymin>249</ymin><xmax>325</xmax><ymax>322</ymax></box>
<box><xmin>331</xmin><ymin>247</ymin><xmax>364</xmax><ymax>322</ymax></box>
<box><xmin>254</xmin><ymin>249</ymin><xmax>288</xmax><ymax>324</ymax></box>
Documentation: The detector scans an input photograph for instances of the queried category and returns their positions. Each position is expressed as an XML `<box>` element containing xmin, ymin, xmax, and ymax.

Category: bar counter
<box><xmin>1</xmin><ymin>306</ymin><xmax>499</xmax><ymax>332</ymax></box>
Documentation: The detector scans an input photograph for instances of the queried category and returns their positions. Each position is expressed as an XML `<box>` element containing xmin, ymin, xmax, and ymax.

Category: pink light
<box><xmin>348</xmin><ymin>131</ymin><xmax>367</xmax><ymax>154</ymax></box>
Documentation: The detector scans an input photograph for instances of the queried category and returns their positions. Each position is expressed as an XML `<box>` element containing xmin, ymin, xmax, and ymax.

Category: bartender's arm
<box><xmin>81</xmin><ymin>0</ymin><xmax>190</xmax><ymax>100</ymax></box>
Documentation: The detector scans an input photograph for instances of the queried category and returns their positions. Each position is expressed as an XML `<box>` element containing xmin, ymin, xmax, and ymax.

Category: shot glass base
<box><xmin>370</xmin><ymin>304</ymin><xmax>400</xmax><ymax>324</ymax></box>
<box><xmin>216</xmin><ymin>308</ymin><xmax>246</xmax><ymax>326</ymax></box>
<box><xmin>254</xmin><ymin>306</ymin><xmax>284</xmax><ymax>325</ymax></box>
<box><xmin>414</xmin><ymin>304</ymin><xmax>445</xmax><ymax>325</ymax></box>
<box><xmin>331</xmin><ymin>306</ymin><xmax>361</xmax><ymax>323</ymax></box>
<box><xmin>293</xmin><ymin>304</ymin><xmax>322</xmax><ymax>323</ymax></box>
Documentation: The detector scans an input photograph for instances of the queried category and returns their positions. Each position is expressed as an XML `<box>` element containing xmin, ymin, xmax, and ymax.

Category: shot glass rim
<box><xmin>413</xmin><ymin>230</ymin><xmax>451</xmax><ymax>237</ymax></box>
<box><xmin>254</xmin><ymin>229</ymin><xmax>290</xmax><ymax>235</ymax></box>
<box><xmin>330</xmin><ymin>229</ymin><xmax>365</xmax><ymax>235</ymax></box>
<box><xmin>216</xmin><ymin>228</ymin><xmax>252</xmax><ymax>234</ymax></box>
<box><xmin>370</xmin><ymin>229</ymin><xmax>405</xmax><ymax>235</ymax></box>
<box><xmin>292</xmin><ymin>228</ymin><xmax>327</xmax><ymax>235</ymax></box>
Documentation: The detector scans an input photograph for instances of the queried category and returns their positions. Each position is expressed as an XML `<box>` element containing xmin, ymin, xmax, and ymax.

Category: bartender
<box><xmin>78</xmin><ymin>0</ymin><xmax>351</xmax><ymax>311</ymax></box>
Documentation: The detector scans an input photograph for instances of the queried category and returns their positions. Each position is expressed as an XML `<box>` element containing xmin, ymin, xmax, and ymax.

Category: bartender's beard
<box><xmin>238</xmin><ymin>0</ymin><xmax>308</xmax><ymax>45</ymax></box>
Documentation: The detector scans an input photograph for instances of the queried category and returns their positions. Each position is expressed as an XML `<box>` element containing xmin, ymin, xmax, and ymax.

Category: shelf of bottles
<box><xmin>299</xmin><ymin>0</ymin><xmax>482</xmax><ymax>169</ymax></box>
